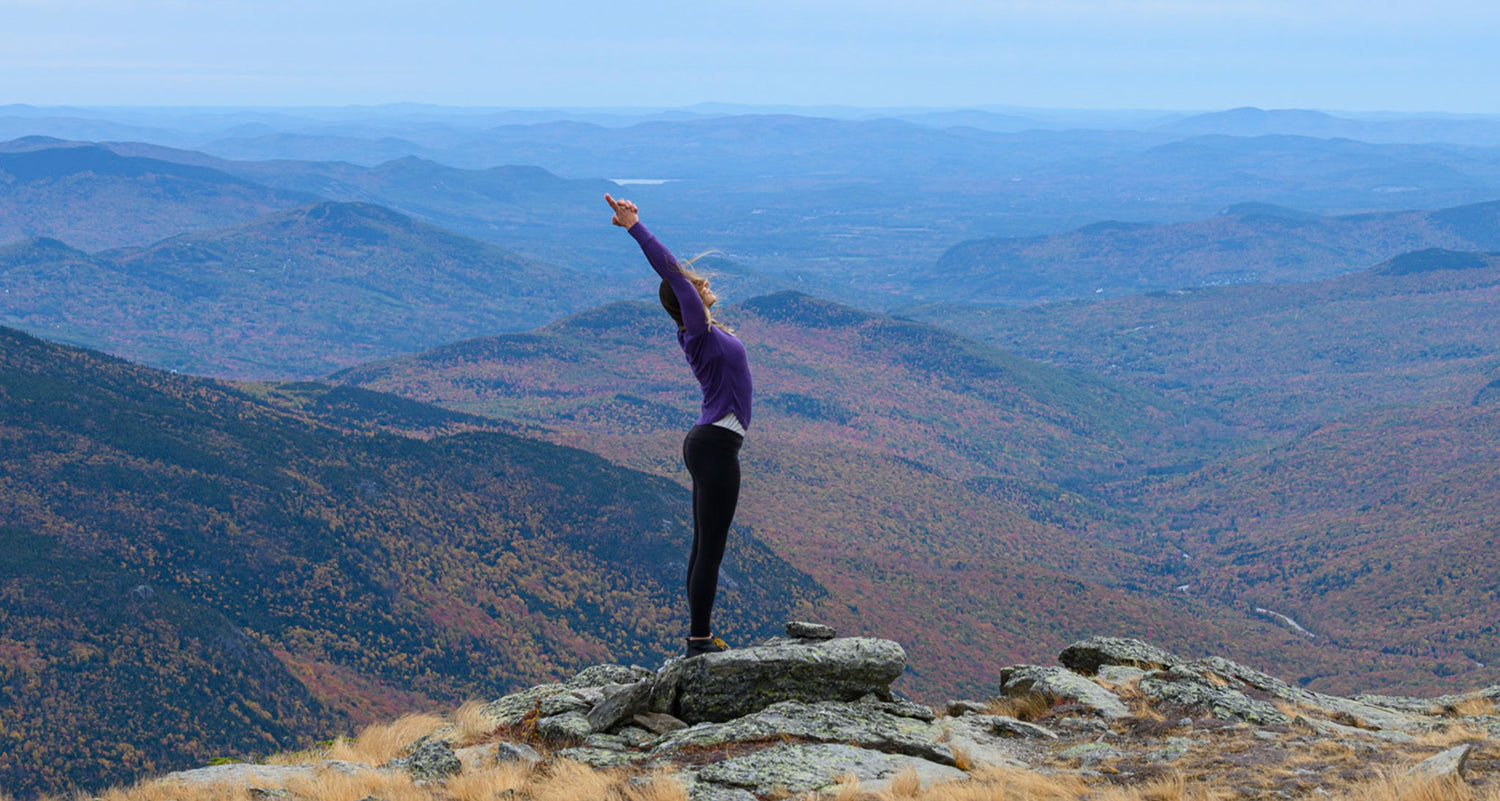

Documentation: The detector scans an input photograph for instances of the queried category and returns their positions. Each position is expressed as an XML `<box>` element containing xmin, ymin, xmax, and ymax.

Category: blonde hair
<box><xmin>672</xmin><ymin>253</ymin><xmax>734</xmax><ymax>334</ymax></box>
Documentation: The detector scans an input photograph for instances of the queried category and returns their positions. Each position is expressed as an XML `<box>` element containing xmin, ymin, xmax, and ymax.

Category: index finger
<box><xmin>605</xmin><ymin>193</ymin><xmax>620</xmax><ymax>210</ymax></box>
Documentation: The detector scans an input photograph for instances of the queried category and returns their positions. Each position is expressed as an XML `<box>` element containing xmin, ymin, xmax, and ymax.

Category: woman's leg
<box><xmin>681</xmin><ymin>425</ymin><xmax>743</xmax><ymax>638</ymax></box>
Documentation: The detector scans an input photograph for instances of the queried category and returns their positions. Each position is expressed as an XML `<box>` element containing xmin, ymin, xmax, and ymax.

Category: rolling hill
<box><xmin>905</xmin><ymin>250</ymin><xmax>1500</xmax><ymax>434</ymax></box>
<box><xmin>0</xmin><ymin>325</ymin><xmax>819</xmax><ymax>797</ymax></box>
<box><xmin>0</xmin><ymin>139</ymin><xmax>314</xmax><ymax>250</ymax></box>
<box><xmin>929</xmin><ymin>199</ymin><xmax>1500</xmax><ymax>304</ymax></box>
<box><xmin>0</xmin><ymin>201</ymin><xmax>627</xmax><ymax>378</ymax></box>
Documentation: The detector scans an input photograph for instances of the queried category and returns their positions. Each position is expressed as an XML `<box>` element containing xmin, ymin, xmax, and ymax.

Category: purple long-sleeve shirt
<box><xmin>629</xmin><ymin>222</ymin><xmax>754</xmax><ymax>430</ymax></box>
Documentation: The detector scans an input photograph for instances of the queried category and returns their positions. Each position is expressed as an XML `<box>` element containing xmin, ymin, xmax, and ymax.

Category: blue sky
<box><xmin>0</xmin><ymin>0</ymin><xmax>1495</xmax><ymax>111</ymax></box>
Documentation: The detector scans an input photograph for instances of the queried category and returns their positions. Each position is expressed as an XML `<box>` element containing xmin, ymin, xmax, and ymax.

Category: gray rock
<box><xmin>163</xmin><ymin>761</ymin><xmax>378</xmax><ymax>784</ymax></box>
<box><xmin>786</xmin><ymin>621</ymin><xmax>837</xmax><ymax>640</ymax></box>
<box><xmin>1059</xmin><ymin>637</ymin><xmax>1181</xmax><ymax>675</ymax></box>
<box><xmin>493</xmin><ymin>740</ymin><xmax>542</xmax><ymax>765</ymax></box>
<box><xmin>693</xmin><ymin>743</ymin><xmax>965</xmax><ymax>796</ymax></box>
<box><xmin>1059</xmin><ymin>742</ymin><xmax>1122</xmax><ymax>765</ymax></box>
<box><xmin>567</xmin><ymin>664</ymin><xmax>651</xmax><ymax>688</ymax></box>
<box><xmin>386</xmin><ymin>738</ymin><xmax>461</xmax><ymax>782</ymax></box>
<box><xmin>1097</xmin><ymin>666</ymin><xmax>1149</xmax><ymax>686</ymax></box>
<box><xmin>959</xmin><ymin>714</ymin><xmax>1058</xmax><ymax>739</ymax></box>
<box><xmin>634</xmin><ymin>711</ymin><xmax>689</xmax><ymax>734</ymax></box>
<box><xmin>583</xmin><ymin>733</ymin><xmax>630</xmax><ymax>751</ymax></box>
<box><xmin>1148</xmin><ymin>737</ymin><xmax>1199</xmax><ymax>763</ymax></box>
<box><xmin>946</xmin><ymin>699</ymin><xmax>993</xmax><ymax>717</ymax></box>
<box><xmin>247</xmin><ymin>790</ymin><xmax>288</xmax><ymax>799</ymax></box>
<box><xmin>536</xmin><ymin>711</ymin><xmax>593</xmax><ymax>742</ymax></box>
<box><xmin>588</xmin><ymin>679</ymin><xmax>655</xmax><ymax>733</ymax></box>
<box><xmin>556</xmin><ymin>747</ymin><xmax>649</xmax><ymax>769</ymax></box>
<box><xmin>616</xmin><ymin>726</ymin><xmax>656</xmax><ymax>748</ymax></box>
<box><xmin>649</xmin><ymin>659</ymin><xmax>686</xmax><ymax>714</ymax></box>
<box><xmin>675</xmin><ymin>776</ymin><xmax>761</xmax><ymax>801</ymax></box>
<box><xmin>652</xmin><ymin>699</ymin><xmax>954</xmax><ymax>765</ymax></box>
<box><xmin>673</xmin><ymin>637</ymin><xmax>906</xmax><ymax>723</ymax></box>
<box><xmin>1139</xmin><ymin>666</ymin><xmax>1289</xmax><ymax>725</ymax></box>
<box><xmin>538</xmin><ymin>690</ymin><xmax>597</xmax><ymax>718</ymax></box>
<box><xmin>938</xmin><ymin>717</ymin><xmax>1032</xmax><ymax>770</ymax></box>
<box><xmin>1186</xmin><ymin>657</ymin><xmax>1428</xmax><ymax>732</ymax></box>
<box><xmin>998</xmin><ymin>665</ymin><xmax>1129</xmax><ymax>719</ymax></box>
<box><xmin>1412</xmin><ymin>744</ymin><xmax>1473</xmax><ymax>780</ymax></box>
<box><xmin>857</xmin><ymin>694</ymin><xmax>937</xmax><ymax>721</ymax></box>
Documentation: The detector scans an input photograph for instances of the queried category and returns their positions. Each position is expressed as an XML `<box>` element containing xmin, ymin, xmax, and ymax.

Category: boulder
<box><xmin>587</xmin><ymin>679</ymin><xmax>655</xmax><ymax>733</ymax></box>
<box><xmin>670</xmin><ymin>637</ymin><xmax>907</xmax><ymax>723</ymax></box>
<box><xmin>1412</xmin><ymin>744</ymin><xmax>1473</xmax><ymax>780</ymax></box>
<box><xmin>691</xmin><ymin>743</ymin><xmax>965</xmax><ymax>797</ymax></box>
<box><xmin>482</xmin><ymin>683</ymin><xmax>567</xmax><ymax>726</ymax></box>
<box><xmin>385</xmin><ymin>738</ymin><xmax>461</xmax><ymax>782</ymax></box>
<box><xmin>1059</xmin><ymin>637</ymin><xmax>1181</xmax><ymax>675</ymax></box>
<box><xmin>998</xmin><ymin>665</ymin><xmax>1129</xmax><ymax>719</ymax></box>
<box><xmin>651</xmin><ymin>699</ymin><xmax>954</xmax><ymax>765</ymax></box>
<box><xmin>536</xmin><ymin>711</ymin><xmax>593</xmax><ymax>741</ymax></box>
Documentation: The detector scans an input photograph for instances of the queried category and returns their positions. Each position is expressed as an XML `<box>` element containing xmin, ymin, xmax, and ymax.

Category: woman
<box><xmin>607</xmin><ymin>193</ymin><xmax>753</xmax><ymax>657</ymax></box>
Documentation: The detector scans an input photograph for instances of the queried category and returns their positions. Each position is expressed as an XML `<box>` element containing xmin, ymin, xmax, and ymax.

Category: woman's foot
<box><xmin>685</xmin><ymin>636</ymin><xmax>729</xmax><ymax>656</ymax></box>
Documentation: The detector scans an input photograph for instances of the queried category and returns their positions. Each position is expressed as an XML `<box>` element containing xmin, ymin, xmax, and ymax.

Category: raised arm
<box><xmin>607</xmin><ymin>194</ymin><xmax>709</xmax><ymax>334</ymax></box>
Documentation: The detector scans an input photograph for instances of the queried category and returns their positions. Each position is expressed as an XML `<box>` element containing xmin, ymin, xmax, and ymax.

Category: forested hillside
<box><xmin>0</xmin><ymin>326</ymin><xmax>819</xmax><ymax>797</ymax></box>
<box><xmin>0</xmin><ymin>201</ymin><xmax>619</xmax><ymax>378</ymax></box>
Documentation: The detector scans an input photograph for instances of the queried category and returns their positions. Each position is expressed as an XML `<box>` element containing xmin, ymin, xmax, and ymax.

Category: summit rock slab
<box><xmin>669</xmin><ymin>637</ymin><xmax>906</xmax><ymax>723</ymax></box>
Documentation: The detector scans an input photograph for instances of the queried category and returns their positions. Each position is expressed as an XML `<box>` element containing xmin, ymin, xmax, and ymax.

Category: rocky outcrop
<box><xmin>663</xmin><ymin>636</ymin><xmax>907</xmax><ymax>723</ymax></box>
<box><xmin>162</xmin><ymin>628</ymin><xmax>1498</xmax><ymax>800</ymax></box>
<box><xmin>999</xmin><ymin>664</ymin><xmax>1131</xmax><ymax>719</ymax></box>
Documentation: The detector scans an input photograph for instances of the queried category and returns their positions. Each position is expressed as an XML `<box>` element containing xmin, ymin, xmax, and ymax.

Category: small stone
<box><xmin>1060</xmin><ymin>742</ymin><xmax>1122</xmax><ymax>765</ymax></box>
<box><xmin>946</xmin><ymin>699</ymin><xmax>992</xmax><ymax>717</ymax></box>
<box><xmin>634</xmin><ymin>711</ymin><xmax>689</xmax><ymax>734</ymax></box>
<box><xmin>248</xmin><ymin>789</ymin><xmax>288</xmax><ymax>799</ymax></box>
<box><xmin>786</xmin><ymin>621</ymin><xmax>837</xmax><ymax>640</ymax></box>
<box><xmin>1411</xmin><ymin>744</ymin><xmax>1473</xmax><ymax>780</ymax></box>
<box><xmin>492</xmin><ymin>741</ymin><xmax>542</xmax><ymax>765</ymax></box>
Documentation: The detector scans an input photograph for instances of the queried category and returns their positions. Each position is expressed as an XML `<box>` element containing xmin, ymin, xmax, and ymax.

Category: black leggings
<box><xmin>682</xmin><ymin>424</ymin><xmax>743</xmax><ymax>638</ymax></box>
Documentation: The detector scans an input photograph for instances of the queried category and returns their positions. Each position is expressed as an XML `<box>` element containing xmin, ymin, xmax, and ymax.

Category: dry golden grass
<box><xmin>284</xmin><ymin>768</ymin><xmax>428</xmax><ymax>801</ymax></box>
<box><xmin>321</xmin><ymin>712</ymin><xmax>448</xmax><ymax>765</ymax></box>
<box><xmin>1437</xmin><ymin>697</ymin><xmax>1500</xmax><ymax>718</ymax></box>
<box><xmin>985</xmin><ymin>693</ymin><xmax>1051</xmax><ymax>721</ymax></box>
<box><xmin>1411</xmin><ymin>723</ymin><xmax>1489</xmax><ymax>748</ymax></box>
<box><xmin>1129</xmin><ymin>698</ymin><xmax>1166</xmax><ymax>723</ymax></box>
<box><xmin>1326</xmin><ymin>770</ymin><xmax>1500</xmax><ymax>801</ymax></box>
<box><xmin>1091</xmin><ymin>772</ymin><xmax>1231</xmax><ymax>801</ymax></box>
<box><xmin>448</xmin><ymin>699</ymin><xmax>498</xmax><ymax>746</ymax></box>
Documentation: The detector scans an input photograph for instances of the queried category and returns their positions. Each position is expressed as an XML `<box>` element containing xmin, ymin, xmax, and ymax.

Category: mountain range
<box><xmin>0</xmin><ymin>325</ymin><xmax>818</xmax><ymax>796</ymax></box>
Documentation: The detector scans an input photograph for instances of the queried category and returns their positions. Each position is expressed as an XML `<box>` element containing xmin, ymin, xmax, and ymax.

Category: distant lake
<box><xmin>610</xmin><ymin>178</ymin><xmax>676</xmax><ymax>185</ymax></box>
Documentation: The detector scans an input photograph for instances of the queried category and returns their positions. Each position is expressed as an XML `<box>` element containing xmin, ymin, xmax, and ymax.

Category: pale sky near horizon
<box><xmin>0</xmin><ymin>0</ymin><xmax>1495</xmax><ymax>112</ymax></box>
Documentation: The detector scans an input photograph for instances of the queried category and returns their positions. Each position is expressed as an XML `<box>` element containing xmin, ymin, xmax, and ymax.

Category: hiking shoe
<box><xmin>685</xmin><ymin>636</ymin><xmax>729</xmax><ymax>657</ymax></box>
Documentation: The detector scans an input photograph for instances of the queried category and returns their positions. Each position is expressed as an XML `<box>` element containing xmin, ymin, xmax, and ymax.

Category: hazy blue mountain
<box><xmin>1165</xmin><ymin>106</ymin><xmax>1500</xmax><ymax>146</ymax></box>
<box><xmin>928</xmin><ymin>199</ymin><xmax>1500</xmax><ymax>304</ymax></box>
<box><xmin>0</xmin><ymin>201</ymin><xmax>625</xmax><ymax>378</ymax></box>
<box><xmin>0</xmin><ymin>141</ymin><xmax>316</xmax><ymax>249</ymax></box>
